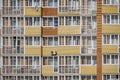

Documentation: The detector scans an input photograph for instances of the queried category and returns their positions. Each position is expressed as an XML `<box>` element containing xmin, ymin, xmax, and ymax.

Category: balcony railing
<box><xmin>2</xmin><ymin>27</ymin><xmax>24</xmax><ymax>35</ymax></box>
<box><xmin>2</xmin><ymin>7</ymin><xmax>24</xmax><ymax>16</ymax></box>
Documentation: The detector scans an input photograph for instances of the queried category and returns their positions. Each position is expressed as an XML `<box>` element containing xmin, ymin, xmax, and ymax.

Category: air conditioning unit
<box><xmin>51</xmin><ymin>50</ymin><xmax>57</xmax><ymax>56</ymax></box>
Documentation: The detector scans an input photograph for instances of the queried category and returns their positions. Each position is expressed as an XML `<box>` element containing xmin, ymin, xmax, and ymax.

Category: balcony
<box><xmin>80</xmin><ymin>65</ymin><xmax>97</xmax><ymax>75</ymax></box>
<box><xmin>102</xmin><ymin>45</ymin><xmax>118</xmax><ymax>54</ymax></box>
<box><xmin>2</xmin><ymin>27</ymin><xmax>24</xmax><ymax>35</ymax></box>
<box><xmin>59</xmin><ymin>6</ymin><xmax>80</xmax><ymax>15</ymax></box>
<box><xmin>25</xmin><ymin>46</ymin><xmax>41</xmax><ymax>55</ymax></box>
<box><xmin>102</xmin><ymin>25</ymin><xmax>120</xmax><ymax>34</ymax></box>
<box><xmin>25</xmin><ymin>7</ymin><xmax>41</xmax><ymax>16</ymax></box>
<box><xmin>81</xmin><ymin>25</ymin><xmax>96</xmax><ymax>34</ymax></box>
<box><xmin>102</xmin><ymin>5</ymin><xmax>118</xmax><ymax>14</ymax></box>
<box><xmin>42</xmin><ymin>8</ymin><xmax>58</xmax><ymax>16</ymax></box>
<box><xmin>42</xmin><ymin>46</ymin><xmax>80</xmax><ymax>56</ymax></box>
<box><xmin>102</xmin><ymin>65</ymin><xmax>119</xmax><ymax>74</ymax></box>
<box><xmin>42</xmin><ymin>66</ymin><xmax>58</xmax><ymax>76</ymax></box>
<box><xmin>2</xmin><ymin>66</ymin><xmax>40</xmax><ymax>74</ymax></box>
<box><xmin>59</xmin><ymin>66</ymin><xmax>79</xmax><ymax>74</ymax></box>
<box><xmin>25</xmin><ymin>27</ymin><xmax>41</xmax><ymax>36</ymax></box>
<box><xmin>2</xmin><ymin>46</ymin><xmax>24</xmax><ymax>54</ymax></box>
<box><xmin>81</xmin><ymin>46</ymin><xmax>96</xmax><ymax>54</ymax></box>
<box><xmin>81</xmin><ymin>7</ymin><xmax>96</xmax><ymax>15</ymax></box>
<box><xmin>2</xmin><ymin>7</ymin><xmax>24</xmax><ymax>16</ymax></box>
<box><xmin>42</xmin><ymin>27</ymin><xmax>57</xmax><ymax>35</ymax></box>
<box><xmin>58</xmin><ymin>26</ymin><xmax>80</xmax><ymax>35</ymax></box>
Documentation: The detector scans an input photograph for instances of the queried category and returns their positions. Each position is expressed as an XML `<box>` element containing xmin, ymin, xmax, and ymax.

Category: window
<box><xmin>103</xmin><ymin>75</ymin><xmax>118</xmax><ymax>80</ymax></box>
<box><xmin>43</xmin><ymin>17</ymin><xmax>58</xmax><ymax>27</ymax></box>
<box><xmin>43</xmin><ymin>57</ymin><xmax>58</xmax><ymax>65</ymax></box>
<box><xmin>25</xmin><ymin>37</ymin><xmax>40</xmax><ymax>45</ymax></box>
<box><xmin>42</xmin><ymin>76</ymin><xmax>58</xmax><ymax>80</ymax></box>
<box><xmin>59</xmin><ymin>36</ymin><xmax>80</xmax><ymax>46</ymax></box>
<box><xmin>42</xmin><ymin>0</ymin><xmax>58</xmax><ymax>7</ymax></box>
<box><xmin>103</xmin><ymin>15</ymin><xmax>119</xmax><ymax>24</ymax></box>
<box><xmin>103</xmin><ymin>35</ymin><xmax>118</xmax><ymax>45</ymax></box>
<box><xmin>68</xmin><ymin>0</ymin><xmax>79</xmax><ymax>10</ymax></box>
<box><xmin>25</xmin><ymin>17</ymin><xmax>40</xmax><ymax>26</ymax></box>
<box><xmin>87</xmin><ymin>36</ymin><xmax>96</xmax><ymax>48</ymax></box>
<box><xmin>11</xmin><ymin>18</ymin><xmax>17</xmax><ymax>27</ymax></box>
<box><xmin>42</xmin><ymin>37</ymin><xmax>58</xmax><ymax>46</ymax></box>
<box><xmin>12</xmin><ymin>0</ymin><xmax>21</xmax><ymax>9</ymax></box>
<box><xmin>103</xmin><ymin>15</ymin><xmax>110</xmax><ymax>24</ymax></box>
<box><xmin>103</xmin><ymin>0</ymin><xmax>118</xmax><ymax>4</ymax></box>
<box><xmin>59</xmin><ymin>56</ymin><xmax>79</xmax><ymax>74</ymax></box>
<box><xmin>81</xmin><ymin>56</ymin><xmax>96</xmax><ymax>65</ymax></box>
<box><xmin>59</xmin><ymin>16</ymin><xmax>80</xmax><ymax>26</ymax></box>
<box><xmin>111</xmin><ymin>15</ymin><xmax>118</xmax><ymax>24</ymax></box>
<box><xmin>25</xmin><ymin>0</ymin><xmax>40</xmax><ymax>6</ymax></box>
<box><xmin>10</xmin><ymin>57</ymin><xmax>16</xmax><ymax>65</ymax></box>
<box><xmin>111</xmin><ymin>55</ymin><xmax>118</xmax><ymax>64</ymax></box>
<box><xmin>48</xmin><ymin>57</ymin><xmax>53</xmax><ymax>65</ymax></box>
<box><xmin>103</xmin><ymin>55</ymin><xmax>110</xmax><ymax>64</ymax></box>
<box><xmin>81</xmin><ymin>75</ymin><xmax>96</xmax><ymax>80</ymax></box>
<box><xmin>111</xmin><ymin>35</ymin><xmax>118</xmax><ymax>44</ymax></box>
<box><xmin>103</xmin><ymin>55</ymin><xmax>118</xmax><ymax>64</ymax></box>
<box><xmin>73</xmin><ymin>36</ymin><xmax>80</xmax><ymax>45</ymax></box>
<box><xmin>54</xmin><ymin>57</ymin><xmax>58</xmax><ymax>72</ymax></box>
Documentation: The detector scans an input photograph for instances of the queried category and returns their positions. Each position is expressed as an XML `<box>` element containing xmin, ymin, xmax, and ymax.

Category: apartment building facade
<box><xmin>0</xmin><ymin>0</ymin><xmax>120</xmax><ymax>80</ymax></box>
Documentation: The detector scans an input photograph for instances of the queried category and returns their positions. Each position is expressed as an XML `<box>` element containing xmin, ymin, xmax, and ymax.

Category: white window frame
<box><xmin>103</xmin><ymin>34</ymin><xmax>118</xmax><ymax>45</ymax></box>
<box><xmin>103</xmin><ymin>54</ymin><xmax>118</xmax><ymax>64</ymax></box>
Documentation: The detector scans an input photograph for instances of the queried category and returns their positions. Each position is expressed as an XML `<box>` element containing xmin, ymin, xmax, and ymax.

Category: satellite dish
<box><xmin>51</xmin><ymin>51</ymin><xmax>57</xmax><ymax>56</ymax></box>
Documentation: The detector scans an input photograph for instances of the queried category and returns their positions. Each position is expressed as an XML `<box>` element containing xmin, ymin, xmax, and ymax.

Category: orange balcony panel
<box><xmin>42</xmin><ymin>27</ymin><xmax>57</xmax><ymax>35</ymax></box>
<box><xmin>42</xmin><ymin>8</ymin><xmax>58</xmax><ymax>16</ymax></box>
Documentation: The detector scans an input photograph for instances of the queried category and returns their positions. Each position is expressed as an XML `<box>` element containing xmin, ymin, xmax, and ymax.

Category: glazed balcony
<box><xmin>59</xmin><ymin>66</ymin><xmax>79</xmax><ymax>74</ymax></box>
<box><xmin>81</xmin><ymin>7</ymin><xmax>96</xmax><ymax>15</ymax></box>
<box><xmin>2</xmin><ymin>66</ymin><xmax>41</xmax><ymax>74</ymax></box>
<box><xmin>81</xmin><ymin>46</ymin><xmax>96</xmax><ymax>54</ymax></box>
<box><xmin>59</xmin><ymin>6</ymin><xmax>80</xmax><ymax>15</ymax></box>
<box><xmin>2</xmin><ymin>46</ymin><xmax>24</xmax><ymax>54</ymax></box>
<box><xmin>2</xmin><ymin>7</ymin><xmax>24</xmax><ymax>16</ymax></box>
<box><xmin>81</xmin><ymin>25</ymin><xmax>96</xmax><ymax>34</ymax></box>
<box><xmin>2</xmin><ymin>27</ymin><xmax>24</xmax><ymax>35</ymax></box>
